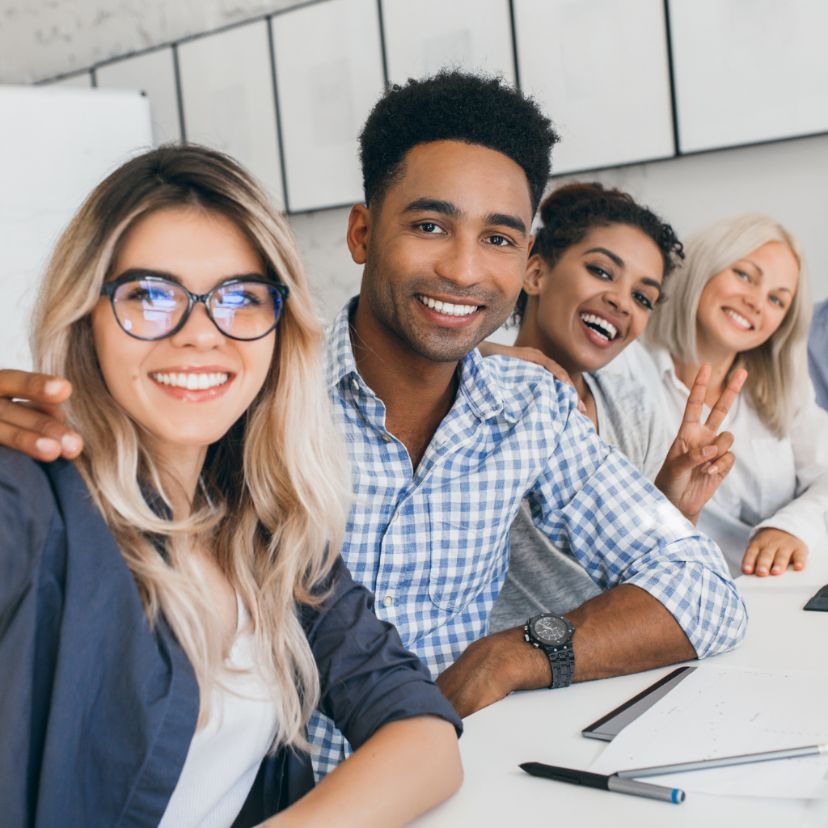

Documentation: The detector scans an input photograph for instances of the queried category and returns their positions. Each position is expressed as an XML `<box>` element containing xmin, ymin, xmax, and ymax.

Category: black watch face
<box><xmin>531</xmin><ymin>615</ymin><xmax>570</xmax><ymax>646</ymax></box>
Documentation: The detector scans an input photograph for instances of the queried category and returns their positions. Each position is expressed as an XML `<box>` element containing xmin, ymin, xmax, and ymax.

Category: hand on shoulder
<box><xmin>0</xmin><ymin>369</ymin><xmax>82</xmax><ymax>460</ymax></box>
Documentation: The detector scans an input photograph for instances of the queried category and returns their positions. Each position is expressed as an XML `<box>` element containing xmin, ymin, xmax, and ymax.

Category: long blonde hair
<box><xmin>31</xmin><ymin>145</ymin><xmax>351</xmax><ymax>748</ymax></box>
<box><xmin>645</xmin><ymin>213</ymin><xmax>811</xmax><ymax>437</ymax></box>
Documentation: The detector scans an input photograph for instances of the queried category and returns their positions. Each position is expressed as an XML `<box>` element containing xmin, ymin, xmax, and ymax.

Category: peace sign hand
<box><xmin>653</xmin><ymin>363</ymin><xmax>747</xmax><ymax>524</ymax></box>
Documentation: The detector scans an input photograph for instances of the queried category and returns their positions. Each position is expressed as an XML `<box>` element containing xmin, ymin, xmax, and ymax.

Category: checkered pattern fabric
<box><xmin>308</xmin><ymin>300</ymin><xmax>746</xmax><ymax>777</ymax></box>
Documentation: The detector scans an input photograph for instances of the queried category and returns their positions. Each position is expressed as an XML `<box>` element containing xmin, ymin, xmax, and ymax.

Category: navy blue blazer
<box><xmin>0</xmin><ymin>449</ymin><xmax>460</xmax><ymax>827</ymax></box>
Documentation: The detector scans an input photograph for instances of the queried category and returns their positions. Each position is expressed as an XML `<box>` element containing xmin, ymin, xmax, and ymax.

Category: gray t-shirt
<box><xmin>488</xmin><ymin>369</ymin><xmax>671</xmax><ymax>631</ymax></box>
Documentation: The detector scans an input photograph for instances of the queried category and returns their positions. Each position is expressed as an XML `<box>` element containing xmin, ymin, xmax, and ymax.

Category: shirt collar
<box><xmin>649</xmin><ymin>344</ymin><xmax>688</xmax><ymax>395</ymax></box>
<box><xmin>326</xmin><ymin>297</ymin><xmax>510</xmax><ymax>422</ymax></box>
<box><xmin>326</xmin><ymin>298</ymin><xmax>361</xmax><ymax>389</ymax></box>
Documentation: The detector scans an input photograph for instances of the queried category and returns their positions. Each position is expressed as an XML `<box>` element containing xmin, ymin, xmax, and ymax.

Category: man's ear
<box><xmin>347</xmin><ymin>203</ymin><xmax>371</xmax><ymax>265</ymax></box>
<box><xmin>523</xmin><ymin>254</ymin><xmax>546</xmax><ymax>295</ymax></box>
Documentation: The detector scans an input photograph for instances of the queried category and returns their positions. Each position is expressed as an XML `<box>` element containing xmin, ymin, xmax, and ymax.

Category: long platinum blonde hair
<box><xmin>645</xmin><ymin>213</ymin><xmax>811</xmax><ymax>437</ymax></box>
<box><xmin>31</xmin><ymin>145</ymin><xmax>351</xmax><ymax>749</ymax></box>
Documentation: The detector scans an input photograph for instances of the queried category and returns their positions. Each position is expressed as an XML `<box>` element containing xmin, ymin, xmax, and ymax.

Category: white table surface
<box><xmin>413</xmin><ymin>553</ymin><xmax>828</xmax><ymax>828</ymax></box>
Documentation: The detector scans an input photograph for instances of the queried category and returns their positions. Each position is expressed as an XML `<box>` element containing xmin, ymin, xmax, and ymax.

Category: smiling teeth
<box><xmin>152</xmin><ymin>372</ymin><xmax>230</xmax><ymax>390</ymax></box>
<box><xmin>418</xmin><ymin>295</ymin><xmax>479</xmax><ymax>316</ymax></box>
<box><xmin>724</xmin><ymin>308</ymin><xmax>752</xmax><ymax>330</ymax></box>
<box><xmin>580</xmin><ymin>313</ymin><xmax>618</xmax><ymax>341</ymax></box>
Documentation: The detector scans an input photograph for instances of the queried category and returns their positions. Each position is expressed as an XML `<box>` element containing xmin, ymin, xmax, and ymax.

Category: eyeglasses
<box><xmin>100</xmin><ymin>274</ymin><xmax>289</xmax><ymax>341</ymax></box>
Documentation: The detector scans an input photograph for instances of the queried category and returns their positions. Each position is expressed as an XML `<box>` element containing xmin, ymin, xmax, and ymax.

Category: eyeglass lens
<box><xmin>111</xmin><ymin>279</ymin><xmax>283</xmax><ymax>340</ymax></box>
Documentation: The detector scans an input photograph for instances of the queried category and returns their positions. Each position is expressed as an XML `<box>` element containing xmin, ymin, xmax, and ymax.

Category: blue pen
<box><xmin>520</xmin><ymin>762</ymin><xmax>685</xmax><ymax>804</ymax></box>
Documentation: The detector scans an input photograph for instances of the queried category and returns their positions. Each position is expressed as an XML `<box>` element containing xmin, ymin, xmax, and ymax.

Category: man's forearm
<box><xmin>437</xmin><ymin>584</ymin><xmax>695</xmax><ymax>717</ymax></box>
<box><xmin>565</xmin><ymin>583</ymin><xmax>696</xmax><ymax>681</ymax></box>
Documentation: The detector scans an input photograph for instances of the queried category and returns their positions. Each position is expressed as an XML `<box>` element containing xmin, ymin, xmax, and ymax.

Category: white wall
<box><xmin>0</xmin><ymin>0</ymin><xmax>297</xmax><ymax>85</ymax></box>
<box><xmin>558</xmin><ymin>135</ymin><xmax>828</xmax><ymax>300</ymax></box>
<box><xmin>3</xmin><ymin>0</ymin><xmax>827</xmax><ymax>324</ymax></box>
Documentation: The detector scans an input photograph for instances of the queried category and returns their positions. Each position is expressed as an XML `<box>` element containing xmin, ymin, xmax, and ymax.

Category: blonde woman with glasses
<box><xmin>617</xmin><ymin>214</ymin><xmax>828</xmax><ymax>578</ymax></box>
<box><xmin>0</xmin><ymin>145</ymin><xmax>461</xmax><ymax>827</ymax></box>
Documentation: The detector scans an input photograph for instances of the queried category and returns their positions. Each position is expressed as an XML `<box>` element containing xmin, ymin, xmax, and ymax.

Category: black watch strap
<box><xmin>546</xmin><ymin>642</ymin><xmax>574</xmax><ymax>689</ymax></box>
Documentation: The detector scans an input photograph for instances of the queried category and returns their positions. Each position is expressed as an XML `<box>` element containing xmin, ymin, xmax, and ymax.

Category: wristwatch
<box><xmin>523</xmin><ymin>613</ymin><xmax>575</xmax><ymax>689</ymax></box>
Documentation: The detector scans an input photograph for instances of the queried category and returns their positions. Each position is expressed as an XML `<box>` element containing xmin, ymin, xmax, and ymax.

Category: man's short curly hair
<box><xmin>512</xmin><ymin>182</ymin><xmax>685</xmax><ymax>322</ymax></box>
<box><xmin>359</xmin><ymin>71</ymin><xmax>558</xmax><ymax>213</ymax></box>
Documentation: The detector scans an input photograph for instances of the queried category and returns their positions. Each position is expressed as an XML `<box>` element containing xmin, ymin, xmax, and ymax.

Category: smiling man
<box><xmin>0</xmin><ymin>72</ymin><xmax>747</xmax><ymax>780</ymax></box>
<box><xmin>309</xmin><ymin>72</ymin><xmax>746</xmax><ymax>776</ymax></box>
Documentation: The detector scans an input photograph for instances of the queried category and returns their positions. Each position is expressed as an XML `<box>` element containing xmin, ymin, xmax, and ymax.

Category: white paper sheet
<box><xmin>590</xmin><ymin>667</ymin><xmax>828</xmax><ymax>799</ymax></box>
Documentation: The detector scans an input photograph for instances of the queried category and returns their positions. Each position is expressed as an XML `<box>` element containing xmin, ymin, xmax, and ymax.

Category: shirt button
<box><xmin>381</xmin><ymin>433</ymin><xmax>393</xmax><ymax>443</ymax></box>
<box><xmin>383</xmin><ymin>595</ymin><xmax>393</xmax><ymax>608</ymax></box>
<box><xmin>350</xmin><ymin>378</ymin><xmax>359</xmax><ymax>391</ymax></box>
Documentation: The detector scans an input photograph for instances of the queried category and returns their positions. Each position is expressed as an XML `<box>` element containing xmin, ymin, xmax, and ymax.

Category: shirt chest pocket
<box><xmin>425</xmin><ymin>501</ymin><xmax>507</xmax><ymax>614</ymax></box>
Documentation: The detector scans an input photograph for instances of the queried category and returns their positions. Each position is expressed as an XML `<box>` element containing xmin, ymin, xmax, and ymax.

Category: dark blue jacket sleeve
<box><xmin>301</xmin><ymin>558</ymin><xmax>462</xmax><ymax>749</ymax></box>
<box><xmin>0</xmin><ymin>449</ymin><xmax>64</xmax><ymax>828</ymax></box>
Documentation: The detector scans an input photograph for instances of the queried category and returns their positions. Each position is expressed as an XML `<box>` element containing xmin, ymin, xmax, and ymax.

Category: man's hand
<box><xmin>0</xmin><ymin>369</ymin><xmax>81</xmax><ymax>460</ymax></box>
<box><xmin>654</xmin><ymin>364</ymin><xmax>747</xmax><ymax>523</ymax></box>
<box><xmin>741</xmin><ymin>528</ymin><xmax>808</xmax><ymax>576</ymax></box>
<box><xmin>436</xmin><ymin>627</ymin><xmax>550</xmax><ymax>718</ymax></box>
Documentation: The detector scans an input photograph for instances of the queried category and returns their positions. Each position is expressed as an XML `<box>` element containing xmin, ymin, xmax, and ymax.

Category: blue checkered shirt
<box><xmin>308</xmin><ymin>300</ymin><xmax>746</xmax><ymax>777</ymax></box>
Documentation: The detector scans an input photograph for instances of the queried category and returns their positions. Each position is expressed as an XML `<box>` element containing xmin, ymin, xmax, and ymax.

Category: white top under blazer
<box><xmin>159</xmin><ymin>598</ymin><xmax>278</xmax><ymax>828</ymax></box>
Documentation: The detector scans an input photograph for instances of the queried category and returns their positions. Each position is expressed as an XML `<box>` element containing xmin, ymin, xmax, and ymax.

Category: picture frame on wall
<box><xmin>381</xmin><ymin>0</ymin><xmax>515</xmax><ymax>86</ymax></box>
<box><xmin>668</xmin><ymin>0</ymin><xmax>828</xmax><ymax>153</ymax></box>
<box><xmin>177</xmin><ymin>19</ymin><xmax>286</xmax><ymax>207</ymax></box>
<box><xmin>514</xmin><ymin>0</ymin><xmax>675</xmax><ymax>175</ymax></box>
<box><xmin>271</xmin><ymin>0</ymin><xmax>386</xmax><ymax>213</ymax></box>
<box><xmin>95</xmin><ymin>47</ymin><xmax>182</xmax><ymax>144</ymax></box>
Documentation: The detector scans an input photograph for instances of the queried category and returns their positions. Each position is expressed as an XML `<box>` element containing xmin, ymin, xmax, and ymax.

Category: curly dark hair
<box><xmin>512</xmin><ymin>182</ymin><xmax>685</xmax><ymax>321</ymax></box>
<box><xmin>358</xmin><ymin>71</ymin><xmax>559</xmax><ymax>213</ymax></box>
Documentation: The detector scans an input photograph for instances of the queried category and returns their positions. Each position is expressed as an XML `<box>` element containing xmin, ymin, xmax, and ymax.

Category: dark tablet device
<box><xmin>804</xmin><ymin>584</ymin><xmax>828</xmax><ymax>612</ymax></box>
<box><xmin>581</xmin><ymin>665</ymin><xmax>696</xmax><ymax>742</ymax></box>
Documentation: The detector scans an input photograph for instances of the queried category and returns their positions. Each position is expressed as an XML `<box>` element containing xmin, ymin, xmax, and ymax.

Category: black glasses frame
<box><xmin>101</xmin><ymin>274</ymin><xmax>289</xmax><ymax>342</ymax></box>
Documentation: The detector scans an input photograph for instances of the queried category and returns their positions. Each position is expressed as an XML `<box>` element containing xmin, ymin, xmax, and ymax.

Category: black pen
<box><xmin>520</xmin><ymin>762</ymin><xmax>685</xmax><ymax>804</ymax></box>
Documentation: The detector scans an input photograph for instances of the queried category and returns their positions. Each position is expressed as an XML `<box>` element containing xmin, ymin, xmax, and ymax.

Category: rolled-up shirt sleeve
<box><xmin>301</xmin><ymin>558</ymin><xmax>462</xmax><ymax>750</ymax></box>
<box><xmin>525</xmin><ymin>391</ymin><xmax>748</xmax><ymax>659</ymax></box>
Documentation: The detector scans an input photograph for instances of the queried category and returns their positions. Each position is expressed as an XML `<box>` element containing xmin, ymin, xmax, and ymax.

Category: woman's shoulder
<box><xmin>0</xmin><ymin>450</ymin><xmax>66</xmax><ymax>610</ymax></box>
<box><xmin>596</xmin><ymin>340</ymin><xmax>664</xmax><ymax>382</ymax></box>
<box><xmin>586</xmin><ymin>370</ymin><xmax>671</xmax><ymax>478</ymax></box>
<box><xmin>0</xmin><ymin>447</ymin><xmax>60</xmax><ymax>522</ymax></box>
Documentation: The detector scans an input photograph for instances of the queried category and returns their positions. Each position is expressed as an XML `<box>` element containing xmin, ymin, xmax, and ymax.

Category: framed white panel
<box><xmin>272</xmin><ymin>0</ymin><xmax>386</xmax><ymax>212</ymax></box>
<box><xmin>46</xmin><ymin>71</ymin><xmax>93</xmax><ymax>89</ymax></box>
<box><xmin>514</xmin><ymin>0</ymin><xmax>674</xmax><ymax>174</ymax></box>
<box><xmin>96</xmin><ymin>48</ymin><xmax>181</xmax><ymax>144</ymax></box>
<box><xmin>178</xmin><ymin>21</ymin><xmax>284</xmax><ymax>207</ymax></box>
<box><xmin>382</xmin><ymin>0</ymin><xmax>515</xmax><ymax>85</ymax></box>
<box><xmin>0</xmin><ymin>86</ymin><xmax>152</xmax><ymax>369</ymax></box>
<box><xmin>669</xmin><ymin>0</ymin><xmax>828</xmax><ymax>153</ymax></box>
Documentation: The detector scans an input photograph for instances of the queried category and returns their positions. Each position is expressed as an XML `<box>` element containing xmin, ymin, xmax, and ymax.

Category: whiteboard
<box><xmin>96</xmin><ymin>47</ymin><xmax>181</xmax><ymax>144</ymax></box>
<box><xmin>178</xmin><ymin>20</ymin><xmax>285</xmax><ymax>207</ymax></box>
<box><xmin>514</xmin><ymin>0</ymin><xmax>675</xmax><ymax>174</ymax></box>
<box><xmin>382</xmin><ymin>0</ymin><xmax>515</xmax><ymax>86</ymax></box>
<box><xmin>669</xmin><ymin>0</ymin><xmax>828</xmax><ymax>152</ymax></box>
<box><xmin>271</xmin><ymin>0</ymin><xmax>386</xmax><ymax>212</ymax></box>
<box><xmin>0</xmin><ymin>86</ymin><xmax>152</xmax><ymax>369</ymax></box>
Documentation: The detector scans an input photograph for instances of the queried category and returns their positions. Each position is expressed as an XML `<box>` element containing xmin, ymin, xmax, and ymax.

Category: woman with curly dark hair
<box><xmin>486</xmin><ymin>182</ymin><xmax>745</xmax><ymax>630</ymax></box>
